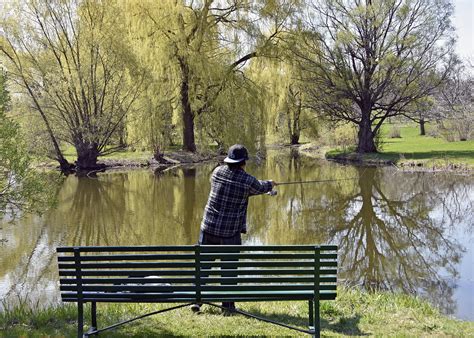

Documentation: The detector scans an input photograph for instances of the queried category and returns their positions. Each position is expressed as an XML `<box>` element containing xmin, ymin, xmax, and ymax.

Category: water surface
<box><xmin>1</xmin><ymin>150</ymin><xmax>473</xmax><ymax>320</ymax></box>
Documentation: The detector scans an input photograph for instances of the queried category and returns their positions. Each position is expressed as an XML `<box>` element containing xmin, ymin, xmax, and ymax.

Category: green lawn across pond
<box><xmin>381</xmin><ymin>124</ymin><xmax>474</xmax><ymax>165</ymax></box>
<box><xmin>327</xmin><ymin>124</ymin><xmax>474</xmax><ymax>168</ymax></box>
<box><xmin>1</xmin><ymin>288</ymin><xmax>473</xmax><ymax>337</ymax></box>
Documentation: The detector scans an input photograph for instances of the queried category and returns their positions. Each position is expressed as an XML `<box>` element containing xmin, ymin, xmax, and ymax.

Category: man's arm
<box><xmin>249</xmin><ymin>176</ymin><xmax>276</xmax><ymax>196</ymax></box>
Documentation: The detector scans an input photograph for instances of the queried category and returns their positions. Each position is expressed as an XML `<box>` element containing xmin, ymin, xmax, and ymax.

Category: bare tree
<box><xmin>297</xmin><ymin>0</ymin><xmax>456</xmax><ymax>153</ymax></box>
<box><xmin>436</xmin><ymin>62</ymin><xmax>474</xmax><ymax>141</ymax></box>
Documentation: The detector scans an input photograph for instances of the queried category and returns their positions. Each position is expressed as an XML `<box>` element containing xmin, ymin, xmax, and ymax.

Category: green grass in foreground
<box><xmin>327</xmin><ymin>124</ymin><xmax>474</xmax><ymax>168</ymax></box>
<box><xmin>1</xmin><ymin>288</ymin><xmax>473</xmax><ymax>337</ymax></box>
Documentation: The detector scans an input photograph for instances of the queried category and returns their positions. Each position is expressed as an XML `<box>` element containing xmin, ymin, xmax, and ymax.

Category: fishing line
<box><xmin>268</xmin><ymin>167</ymin><xmax>369</xmax><ymax>195</ymax></box>
<box><xmin>277</xmin><ymin>167</ymin><xmax>369</xmax><ymax>185</ymax></box>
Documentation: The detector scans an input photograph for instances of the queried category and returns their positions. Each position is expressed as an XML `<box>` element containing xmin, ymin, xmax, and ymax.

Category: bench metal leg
<box><xmin>308</xmin><ymin>300</ymin><xmax>314</xmax><ymax>330</ymax></box>
<box><xmin>313</xmin><ymin>298</ymin><xmax>320</xmax><ymax>338</ymax></box>
<box><xmin>91</xmin><ymin>302</ymin><xmax>97</xmax><ymax>328</ymax></box>
<box><xmin>90</xmin><ymin>302</ymin><xmax>97</xmax><ymax>331</ymax></box>
<box><xmin>77</xmin><ymin>301</ymin><xmax>84</xmax><ymax>338</ymax></box>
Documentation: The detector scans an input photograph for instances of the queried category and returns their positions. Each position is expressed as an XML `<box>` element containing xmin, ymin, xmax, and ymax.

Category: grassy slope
<box><xmin>1</xmin><ymin>288</ymin><xmax>473</xmax><ymax>337</ymax></box>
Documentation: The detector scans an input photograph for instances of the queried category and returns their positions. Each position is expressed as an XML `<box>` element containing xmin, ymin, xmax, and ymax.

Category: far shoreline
<box><xmin>33</xmin><ymin>143</ymin><xmax>474</xmax><ymax>175</ymax></box>
<box><xmin>295</xmin><ymin>142</ymin><xmax>474</xmax><ymax>174</ymax></box>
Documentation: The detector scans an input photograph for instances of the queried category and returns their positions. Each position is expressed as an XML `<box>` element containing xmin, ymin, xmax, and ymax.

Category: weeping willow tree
<box><xmin>248</xmin><ymin>43</ymin><xmax>318</xmax><ymax>145</ymax></box>
<box><xmin>126</xmin><ymin>0</ymin><xmax>300</xmax><ymax>153</ymax></box>
<box><xmin>124</xmin><ymin>1</ymin><xmax>182</xmax><ymax>158</ymax></box>
<box><xmin>198</xmin><ymin>70</ymin><xmax>266</xmax><ymax>153</ymax></box>
<box><xmin>0</xmin><ymin>0</ymin><xmax>145</xmax><ymax>171</ymax></box>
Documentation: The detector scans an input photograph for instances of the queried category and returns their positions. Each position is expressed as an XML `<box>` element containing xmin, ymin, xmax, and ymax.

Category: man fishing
<box><xmin>191</xmin><ymin>144</ymin><xmax>277</xmax><ymax>314</ymax></box>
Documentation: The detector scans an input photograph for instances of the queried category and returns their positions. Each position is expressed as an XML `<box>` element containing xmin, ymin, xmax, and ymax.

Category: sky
<box><xmin>453</xmin><ymin>0</ymin><xmax>474</xmax><ymax>59</ymax></box>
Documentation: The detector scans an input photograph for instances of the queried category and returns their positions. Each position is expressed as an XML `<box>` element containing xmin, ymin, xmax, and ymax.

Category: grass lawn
<box><xmin>1</xmin><ymin>288</ymin><xmax>473</xmax><ymax>337</ymax></box>
<box><xmin>327</xmin><ymin>124</ymin><xmax>474</xmax><ymax>168</ymax></box>
<box><xmin>381</xmin><ymin>124</ymin><xmax>474</xmax><ymax>166</ymax></box>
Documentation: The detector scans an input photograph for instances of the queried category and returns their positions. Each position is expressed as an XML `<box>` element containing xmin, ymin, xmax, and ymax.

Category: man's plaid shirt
<box><xmin>201</xmin><ymin>165</ymin><xmax>273</xmax><ymax>237</ymax></box>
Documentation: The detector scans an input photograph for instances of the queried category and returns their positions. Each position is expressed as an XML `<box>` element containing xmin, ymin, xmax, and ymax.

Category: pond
<box><xmin>1</xmin><ymin>150</ymin><xmax>473</xmax><ymax>320</ymax></box>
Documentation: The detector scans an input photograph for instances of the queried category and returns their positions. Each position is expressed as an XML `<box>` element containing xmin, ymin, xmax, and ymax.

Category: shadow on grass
<box><xmin>238</xmin><ymin>306</ymin><xmax>367</xmax><ymax>336</ymax></box>
<box><xmin>97</xmin><ymin>327</ymin><xmax>181</xmax><ymax>338</ymax></box>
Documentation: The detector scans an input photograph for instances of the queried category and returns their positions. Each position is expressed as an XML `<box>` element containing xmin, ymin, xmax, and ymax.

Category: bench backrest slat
<box><xmin>57</xmin><ymin>245</ymin><xmax>337</xmax><ymax>252</ymax></box>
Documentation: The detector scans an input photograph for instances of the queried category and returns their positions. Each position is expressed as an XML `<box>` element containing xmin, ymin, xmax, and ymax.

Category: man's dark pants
<box><xmin>198</xmin><ymin>230</ymin><xmax>241</xmax><ymax>310</ymax></box>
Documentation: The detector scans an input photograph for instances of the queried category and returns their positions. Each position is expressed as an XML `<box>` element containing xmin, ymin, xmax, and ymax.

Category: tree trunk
<box><xmin>75</xmin><ymin>143</ymin><xmax>101</xmax><ymax>170</ymax></box>
<box><xmin>357</xmin><ymin>113</ymin><xmax>377</xmax><ymax>153</ymax></box>
<box><xmin>290</xmin><ymin>132</ymin><xmax>300</xmax><ymax>145</ymax></box>
<box><xmin>287</xmin><ymin>107</ymin><xmax>300</xmax><ymax>145</ymax></box>
<box><xmin>419</xmin><ymin>118</ymin><xmax>426</xmax><ymax>136</ymax></box>
<box><xmin>58</xmin><ymin>157</ymin><xmax>74</xmax><ymax>172</ymax></box>
<box><xmin>291</xmin><ymin>105</ymin><xmax>301</xmax><ymax>145</ymax></box>
<box><xmin>179</xmin><ymin>58</ymin><xmax>196</xmax><ymax>153</ymax></box>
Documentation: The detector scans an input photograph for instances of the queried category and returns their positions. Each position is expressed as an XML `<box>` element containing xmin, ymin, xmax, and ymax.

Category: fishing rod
<box><xmin>267</xmin><ymin>177</ymin><xmax>358</xmax><ymax>196</ymax></box>
<box><xmin>276</xmin><ymin>177</ymin><xmax>358</xmax><ymax>185</ymax></box>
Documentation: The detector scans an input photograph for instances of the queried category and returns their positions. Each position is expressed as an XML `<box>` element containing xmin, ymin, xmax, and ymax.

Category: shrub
<box><xmin>388</xmin><ymin>125</ymin><xmax>402</xmax><ymax>138</ymax></box>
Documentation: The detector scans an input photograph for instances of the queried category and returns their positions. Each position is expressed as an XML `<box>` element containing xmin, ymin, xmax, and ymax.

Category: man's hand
<box><xmin>270</xmin><ymin>180</ymin><xmax>278</xmax><ymax>188</ymax></box>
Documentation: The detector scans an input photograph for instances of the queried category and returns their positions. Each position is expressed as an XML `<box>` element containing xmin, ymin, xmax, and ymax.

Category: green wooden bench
<box><xmin>57</xmin><ymin>244</ymin><xmax>338</xmax><ymax>337</ymax></box>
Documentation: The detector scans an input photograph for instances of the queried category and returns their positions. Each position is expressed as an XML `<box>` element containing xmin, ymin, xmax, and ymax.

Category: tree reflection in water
<box><xmin>260</xmin><ymin>157</ymin><xmax>471</xmax><ymax>316</ymax></box>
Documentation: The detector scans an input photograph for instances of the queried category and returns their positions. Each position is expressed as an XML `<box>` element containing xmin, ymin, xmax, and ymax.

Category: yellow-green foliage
<box><xmin>123</xmin><ymin>1</ymin><xmax>279</xmax><ymax>152</ymax></box>
<box><xmin>319</xmin><ymin>123</ymin><xmax>358</xmax><ymax>149</ymax></box>
<box><xmin>249</xmin><ymin>56</ymin><xmax>319</xmax><ymax>145</ymax></box>
<box><xmin>1</xmin><ymin>0</ymin><xmax>144</xmax><ymax>161</ymax></box>
<box><xmin>0</xmin><ymin>71</ymin><xmax>56</xmax><ymax>216</ymax></box>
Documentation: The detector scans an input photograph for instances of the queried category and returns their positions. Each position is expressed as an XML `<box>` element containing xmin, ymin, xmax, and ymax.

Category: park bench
<box><xmin>57</xmin><ymin>244</ymin><xmax>338</xmax><ymax>337</ymax></box>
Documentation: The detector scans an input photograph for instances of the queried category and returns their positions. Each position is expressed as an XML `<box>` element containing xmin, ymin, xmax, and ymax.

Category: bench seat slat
<box><xmin>57</xmin><ymin>246</ymin><xmax>196</xmax><ymax>253</ymax></box>
<box><xmin>60</xmin><ymin>284</ymin><xmax>336</xmax><ymax>292</ymax></box>
<box><xmin>58</xmin><ymin>268</ymin><xmax>338</xmax><ymax>277</ymax></box>
<box><xmin>58</xmin><ymin>261</ymin><xmax>336</xmax><ymax>269</ymax></box>
<box><xmin>57</xmin><ymin>245</ymin><xmax>337</xmax><ymax>252</ymax></box>
<box><xmin>61</xmin><ymin>290</ymin><xmax>337</xmax><ymax>300</ymax></box>
<box><xmin>58</xmin><ymin>254</ymin><xmax>196</xmax><ymax>262</ymax></box>
<box><xmin>200</xmin><ymin>261</ymin><xmax>337</xmax><ymax>268</ymax></box>
<box><xmin>201</xmin><ymin>269</ymin><xmax>338</xmax><ymax>276</ymax></box>
<box><xmin>202</xmin><ymin>276</ymin><xmax>337</xmax><ymax>283</ymax></box>
<box><xmin>60</xmin><ymin>277</ymin><xmax>196</xmax><ymax>284</ymax></box>
<box><xmin>57</xmin><ymin>253</ymin><xmax>337</xmax><ymax>261</ymax></box>
<box><xmin>61</xmin><ymin>293</ymin><xmax>337</xmax><ymax>303</ymax></box>
<box><xmin>59</xmin><ymin>276</ymin><xmax>337</xmax><ymax>285</ymax></box>
<box><xmin>58</xmin><ymin>270</ymin><xmax>197</xmax><ymax>276</ymax></box>
<box><xmin>199</xmin><ymin>253</ymin><xmax>337</xmax><ymax>260</ymax></box>
<box><xmin>59</xmin><ymin>262</ymin><xmax>196</xmax><ymax>269</ymax></box>
<box><xmin>200</xmin><ymin>245</ymin><xmax>337</xmax><ymax>252</ymax></box>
